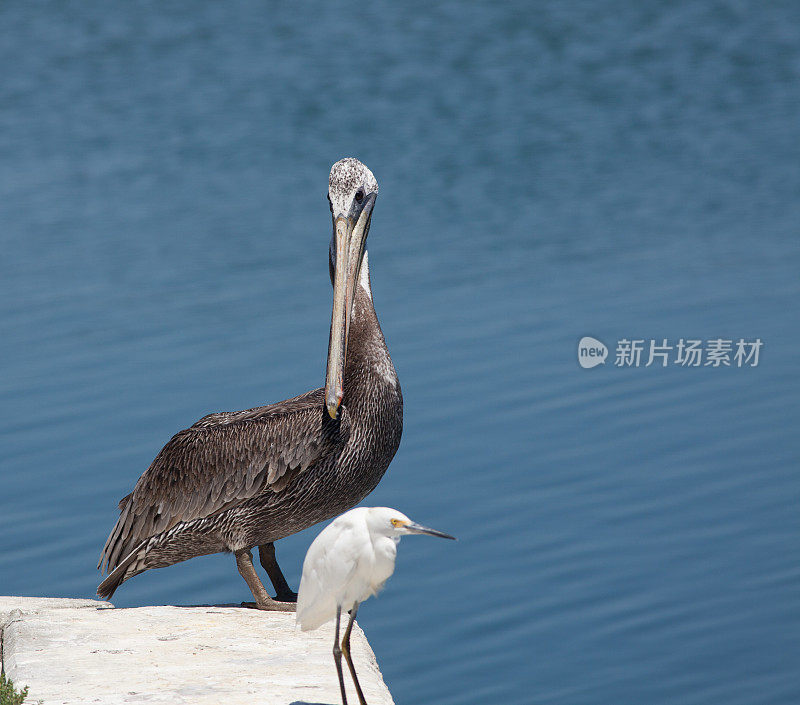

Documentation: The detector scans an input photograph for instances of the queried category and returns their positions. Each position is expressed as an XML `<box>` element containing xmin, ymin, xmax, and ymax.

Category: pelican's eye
<box><xmin>355</xmin><ymin>189</ymin><xmax>364</xmax><ymax>203</ymax></box>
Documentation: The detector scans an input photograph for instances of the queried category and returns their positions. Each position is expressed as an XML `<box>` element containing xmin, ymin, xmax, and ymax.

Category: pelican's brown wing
<box><xmin>98</xmin><ymin>388</ymin><xmax>348</xmax><ymax>574</ymax></box>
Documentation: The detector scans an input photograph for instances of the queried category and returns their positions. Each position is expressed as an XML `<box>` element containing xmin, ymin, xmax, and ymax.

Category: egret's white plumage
<box><xmin>297</xmin><ymin>507</ymin><xmax>395</xmax><ymax>630</ymax></box>
<box><xmin>295</xmin><ymin>506</ymin><xmax>455</xmax><ymax>705</ymax></box>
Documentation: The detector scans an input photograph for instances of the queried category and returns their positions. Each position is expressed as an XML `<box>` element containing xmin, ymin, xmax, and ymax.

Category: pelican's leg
<box><xmin>258</xmin><ymin>542</ymin><xmax>297</xmax><ymax>602</ymax></box>
<box><xmin>334</xmin><ymin>605</ymin><xmax>348</xmax><ymax>705</ymax></box>
<box><xmin>341</xmin><ymin>602</ymin><xmax>367</xmax><ymax>705</ymax></box>
<box><xmin>235</xmin><ymin>548</ymin><xmax>294</xmax><ymax>612</ymax></box>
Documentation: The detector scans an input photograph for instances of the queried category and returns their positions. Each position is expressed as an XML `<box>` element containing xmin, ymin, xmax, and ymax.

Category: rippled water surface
<box><xmin>2</xmin><ymin>2</ymin><xmax>799</xmax><ymax>704</ymax></box>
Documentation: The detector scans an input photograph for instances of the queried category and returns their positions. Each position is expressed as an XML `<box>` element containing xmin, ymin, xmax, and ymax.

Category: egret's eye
<box><xmin>391</xmin><ymin>518</ymin><xmax>403</xmax><ymax>528</ymax></box>
<box><xmin>355</xmin><ymin>189</ymin><xmax>364</xmax><ymax>203</ymax></box>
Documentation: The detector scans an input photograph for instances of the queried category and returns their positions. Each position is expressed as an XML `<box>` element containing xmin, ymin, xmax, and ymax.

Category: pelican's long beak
<box><xmin>325</xmin><ymin>193</ymin><xmax>376</xmax><ymax>419</ymax></box>
<box><xmin>405</xmin><ymin>522</ymin><xmax>457</xmax><ymax>540</ymax></box>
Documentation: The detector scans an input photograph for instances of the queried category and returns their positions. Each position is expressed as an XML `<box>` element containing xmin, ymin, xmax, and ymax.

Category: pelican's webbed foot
<box><xmin>235</xmin><ymin>548</ymin><xmax>296</xmax><ymax>612</ymax></box>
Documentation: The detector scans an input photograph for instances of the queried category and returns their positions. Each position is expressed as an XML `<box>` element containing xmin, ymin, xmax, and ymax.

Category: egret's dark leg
<box><xmin>235</xmin><ymin>549</ymin><xmax>294</xmax><ymax>612</ymax></box>
<box><xmin>333</xmin><ymin>606</ymin><xmax>348</xmax><ymax>705</ymax></box>
<box><xmin>258</xmin><ymin>542</ymin><xmax>297</xmax><ymax>602</ymax></box>
<box><xmin>341</xmin><ymin>602</ymin><xmax>367</xmax><ymax>705</ymax></box>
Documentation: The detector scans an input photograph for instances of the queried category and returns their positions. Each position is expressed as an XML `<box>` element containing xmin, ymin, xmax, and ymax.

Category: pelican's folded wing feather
<box><xmin>98</xmin><ymin>388</ymin><xmax>349</xmax><ymax>574</ymax></box>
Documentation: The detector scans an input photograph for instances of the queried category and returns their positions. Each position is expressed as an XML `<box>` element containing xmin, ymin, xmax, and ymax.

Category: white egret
<box><xmin>296</xmin><ymin>506</ymin><xmax>455</xmax><ymax>705</ymax></box>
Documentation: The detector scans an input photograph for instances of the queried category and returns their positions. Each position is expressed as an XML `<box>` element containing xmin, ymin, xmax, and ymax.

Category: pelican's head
<box><xmin>328</xmin><ymin>158</ymin><xmax>378</xmax><ymax>225</ymax></box>
<box><xmin>366</xmin><ymin>507</ymin><xmax>457</xmax><ymax>541</ymax></box>
<box><xmin>324</xmin><ymin>158</ymin><xmax>379</xmax><ymax>419</ymax></box>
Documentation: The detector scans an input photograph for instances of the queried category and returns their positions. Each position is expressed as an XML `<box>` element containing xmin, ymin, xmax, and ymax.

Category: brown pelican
<box><xmin>97</xmin><ymin>158</ymin><xmax>402</xmax><ymax>610</ymax></box>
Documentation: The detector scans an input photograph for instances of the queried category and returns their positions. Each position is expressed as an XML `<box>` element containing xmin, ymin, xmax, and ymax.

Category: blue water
<box><xmin>1</xmin><ymin>2</ymin><xmax>799</xmax><ymax>703</ymax></box>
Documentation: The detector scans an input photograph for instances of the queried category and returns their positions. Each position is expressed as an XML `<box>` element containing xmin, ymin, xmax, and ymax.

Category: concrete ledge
<box><xmin>0</xmin><ymin>597</ymin><xmax>393</xmax><ymax>705</ymax></box>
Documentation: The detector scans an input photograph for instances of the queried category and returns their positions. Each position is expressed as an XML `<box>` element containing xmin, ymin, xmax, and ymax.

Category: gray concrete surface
<box><xmin>0</xmin><ymin>597</ymin><xmax>393</xmax><ymax>705</ymax></box>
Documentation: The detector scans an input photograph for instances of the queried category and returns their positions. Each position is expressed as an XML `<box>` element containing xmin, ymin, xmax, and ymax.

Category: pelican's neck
<box><xmin>343</xmin><ymin>252</ymin><xmax>399</xmax><ymax>394</ymax></box>
<box><xmin>358</xmin><ymin>250</ymin><xmax>373</xmax><ymax>301</ymax></box>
